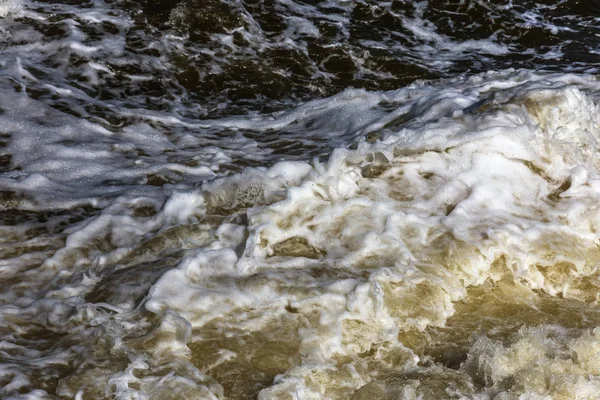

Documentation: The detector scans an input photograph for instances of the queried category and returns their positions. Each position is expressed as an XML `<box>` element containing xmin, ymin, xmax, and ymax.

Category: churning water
<box><xmin>3</xmin><ymin>1</ymin><xmax>600</xmax><ymax>399</ymax></box>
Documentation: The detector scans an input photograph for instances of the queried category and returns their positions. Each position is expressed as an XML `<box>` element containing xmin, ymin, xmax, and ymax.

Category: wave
<box><xmin>3</xmin><ymin>70</ymin><xmax>595</xmax><ymax>399</ymax></box>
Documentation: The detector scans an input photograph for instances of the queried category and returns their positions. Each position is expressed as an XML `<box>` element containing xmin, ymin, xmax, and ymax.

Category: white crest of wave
<box><xmin>142</xmin><ymin>71</ymin><xmax>600</xmax><ymax>397</ymax></box>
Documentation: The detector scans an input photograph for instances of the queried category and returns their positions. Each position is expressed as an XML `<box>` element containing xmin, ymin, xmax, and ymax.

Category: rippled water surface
<box><xmin>3</xmin><ymin>1</ymin><xmax>600</xmax><ymax>399</ymax></box>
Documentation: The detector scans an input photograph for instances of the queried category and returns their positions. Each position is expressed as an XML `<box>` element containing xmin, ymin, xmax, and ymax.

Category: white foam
<box><xmin>139</xmin><ymin>71</ymin><xmax>600</xmax><ymax>396</ymax></box>
<box><xmin>0</xmin><ymin>0</ymin><xmax>20</xmax><ymax>18</ymax></box>
<box><xmin>3</xmin><ymin>49</ymin><xmax>600</xmax><ymax>397</ymax></box>
<box><xmin>464</xmin><ymin>326</ymin><xmax>600</xmax><ymax>398</ymax></box>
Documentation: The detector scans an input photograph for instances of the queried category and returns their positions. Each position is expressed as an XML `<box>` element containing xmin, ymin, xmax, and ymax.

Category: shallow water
<box><xmin>2</xmin><ymin>1</ymin><xmax>600</xmax><ymax>399</ymax></box>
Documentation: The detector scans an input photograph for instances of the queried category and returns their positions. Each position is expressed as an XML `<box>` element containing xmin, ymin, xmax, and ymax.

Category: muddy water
<box><xmin>3</xmin><ymin>1</ymin><xmax>600</xmax><ymax>399</ymax></box>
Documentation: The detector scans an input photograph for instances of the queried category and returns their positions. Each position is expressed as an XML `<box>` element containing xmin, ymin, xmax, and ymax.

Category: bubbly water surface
<box><xmin>3</xmin><ymin>1</ymin><xmax>600</xmax><ymax>399</ymax></box>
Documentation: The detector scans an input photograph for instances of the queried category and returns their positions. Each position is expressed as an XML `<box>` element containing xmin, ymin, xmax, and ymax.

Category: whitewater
<box><xmin>3</xmin><ymin>0</ymin><xmax>600</xmax><ymax>399</ymax></box>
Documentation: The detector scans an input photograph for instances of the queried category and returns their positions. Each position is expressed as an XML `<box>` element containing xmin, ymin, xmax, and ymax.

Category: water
<box><xmin>2</xmin><ymin>1</ymin><xmax>600</xmax><ymax>399</ymax></box>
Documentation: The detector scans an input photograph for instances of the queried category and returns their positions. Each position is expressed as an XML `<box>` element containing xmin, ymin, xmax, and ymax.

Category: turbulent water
<box><xmin>3</xmin><ymin>1</ymin><xmax>600</xmax><ymax>399</ymax></box>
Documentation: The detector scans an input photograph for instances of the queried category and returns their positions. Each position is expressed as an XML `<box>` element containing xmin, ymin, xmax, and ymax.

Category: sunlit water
<box><xmin>2</xmin><ymin>1</ymin><xmax>600</xmax><ymax>399</ymax></box>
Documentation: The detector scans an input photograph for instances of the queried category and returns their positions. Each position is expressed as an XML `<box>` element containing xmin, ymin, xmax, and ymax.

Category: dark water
<box><xmin>5</xmin><ymin>0</ymin><xmax>600</xmax><ymax>118</ymax></box>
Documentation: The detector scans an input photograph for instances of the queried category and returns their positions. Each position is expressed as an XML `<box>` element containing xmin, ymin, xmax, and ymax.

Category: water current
<box><xmin>2</xmin><ymin>1</ymin><xmax>600</xmax><ymax>399</ymax></box>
